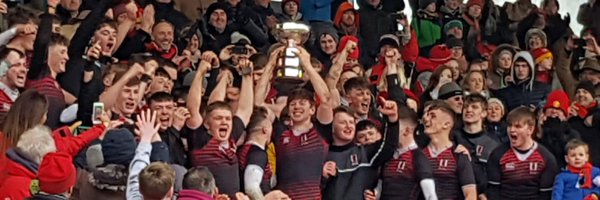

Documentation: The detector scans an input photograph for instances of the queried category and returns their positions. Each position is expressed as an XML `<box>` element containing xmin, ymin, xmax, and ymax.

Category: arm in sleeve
<box><xmin>486</xmin><ymin>146</ymin><xmax>505</xmax><ymax>200</ymax></box>
<box><xmin>386</xmin><ymin>74</ymin><xmax>407</xmax><ymax>105</ymax></box>
<box><xmin>552</xmin><ymin>37</ymin><xmax>577</xmax><ymax>97</ymax></box>
<box><xmin>400</xmin><ymin>29</ymin><xmax>419</xmax><ymax>62</ymax></box>
<box><xmin>126</xmin><ymin>142</ymin><xmax>153</xmax><ymax>200</ymax></box>
<box><xmin>415</xmin><ymin>150</ymin><xmax>437</xmax><ymax>200</ymax></box>
<box><xmin>577</xmin><ymin>4</ymin><xmax>592</xmax><ymax>26</ymax></box>
<box><xmin>0</xmin><ymin>27</ymin><xmax>17</xmax><ymax>46</ymax></box>
<box><xmin>28</xmin><ymin>13</ymin><xmax>54</xmax><ymax>80</ymax></box>
<box><xmin>243</xmin><ymin>147</ymin><xmax>268</xmax><ymax>200</ymax></box>
<box><xmin>366</xmin><ymin>121</ymin><xmax>399</xmax><ymax>166</ymax></box>
<box><xmin>113</xmin><ymin>29</ymin><xmax>151</xmax><ymax>60</ymax></box>
<box><xmin>53</xmin><ymin>125</ymin><xmax>106</xmax><ymax>156</ymax></box>
<box><xmin>457</xmin><ymin>154</ymin><xmax>477</xmax><ymax>200</ymax></box>
<box><xmin>539</xmin><ymin>147</ymin><xmax>560</xmax><ymax>200</ymax></box>
<box><xmin>551</xmin><ymin>173</ymin><xmax>565</xmax><ymax>200</ymax></box>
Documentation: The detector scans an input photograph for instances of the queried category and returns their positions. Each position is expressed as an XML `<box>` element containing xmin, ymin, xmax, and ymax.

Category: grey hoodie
<box><xmin>510</xmin><ymin>51</ymin><xmax>536</xmax><ymax>91</ymax></box>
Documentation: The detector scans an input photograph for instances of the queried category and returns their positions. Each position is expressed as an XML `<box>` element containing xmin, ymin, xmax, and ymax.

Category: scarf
<box><xmin>567</xmin><ymin>162</ymin><xmax>594</xmax><ymax>189</ymax></box>
<box><xmin>145</xmin><ymin>42</ymin><xmax>178</xmax><ymax>60</ymax></box>
<box><xmin>575</xmin><ymin>101</ymin><xmax>598</xmax><ymax>119</ymax></box>
<box><xmin>462</xmin><ymin>13</ymin><xmax>480</xmax><ymax>33</ymax></box>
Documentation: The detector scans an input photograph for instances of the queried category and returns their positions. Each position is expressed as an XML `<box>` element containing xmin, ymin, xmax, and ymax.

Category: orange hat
<box><xmin>543</xmin><ymin>90</ymin><xmax>570</xmax><ymax>115</ymax></box>
<box><xmin>531</xmin><ymin>48</ymin><xmax>553</xmax><ymax>64</ymax></box>
<box><xmin>38</xmin><ymin>152</ymin><xmax>77</xmax><ymax>194</ymax></box>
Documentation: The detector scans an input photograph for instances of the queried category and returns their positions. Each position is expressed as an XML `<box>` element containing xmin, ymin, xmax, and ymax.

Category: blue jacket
<box><xmin>300</xmin><ymin>0</ymin><xmax>333</xmax><ymax>22</ymax></box>
<box><xmin>552</xmin><ymin>167</ymin><xmax>600</xmax><ymax>200</ymax></box>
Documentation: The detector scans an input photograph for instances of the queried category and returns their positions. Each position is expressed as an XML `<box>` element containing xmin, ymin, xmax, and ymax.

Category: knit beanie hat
<box><xmin>487</xmin><ymin>98</ymin><xmax>506</xmax><ymax>115</ymax></box>
<box><xmin>467</xmin><ymin>0</ymin><xmax>485</xmax><ymax>8</ymax></box>
<box><xmin>576</xmin><ymin>81</ymin><xmax>596</xmax><ymax>97</ymax></box>
<box><xmin>543</xmin><ymin>90</ymin><xmax>570</xmax><ymax>115</ymax></box>
<box><xmin>337</xmin><ymin>35</ymin><xmax>360</xmax><ymax>60</ymax></box>
<box><xmin>531</xmin><ymin>48</ymin><xmax>553</xmax><ymax>64</ymax></box>
<box><xmin>379</xmin><ymin>34</ymin><xmax>400</xmax><ymax>49</ymax></box>
<box><xmin>38</xmin><ymin>152</ymin><xmax>77</xmax><ymax>194</ymax></box>
<box><xmin>429</xmin><ymin>45</ymin><xmax>453</xmax><ymax>64</ymax></box>
<box><xmin>419</xmin><ymin>0</ymin><xmax>436</xmax><ymax>9</ymax></box>
<box><xmin>444</xmin><ymin>20</ymin><xmax>464</xmax><ymax>34</ymax></box>
<box><xmin>101</xmin><ymin>128</ymin><xmax>136</xmax><ymax>166</ymax></box>
<box><xmin>205</xmin><ymin>2</ymin><xmax>227</xmax><ymax>20</ymax></box>
<box><xmin>231</xmin><ymin>31</ymin><xmax>251</xmax><ymax>45</ymax></box>
<box><xmin>438</xmin><ymin>82</ymin><xmax>464</xmax><ymax>100</ymax></box>
<box><xmin>282</xmin><ymin>0</ymin><xmax>300</xmax><ymax>10</ymax></box>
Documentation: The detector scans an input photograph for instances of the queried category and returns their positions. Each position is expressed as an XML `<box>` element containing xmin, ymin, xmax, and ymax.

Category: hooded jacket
<box><xmin>488</xmin><ymin>44</ymin><xmax>519</xmax><ymax>90</ymax></box>
<box><xmin>334</xmin><ymin>2</ymin><xmax>360</xmax><ymax>37</ymax></box>
<box><xmin>0</xmin><ymin>149</ymin><xmax>39</xmax><ymax>200</ymax></box>
<box><xmin>494</xmin><ymin>51</ymin><xmax>551</xmax><ymax>111</ymax></box>
<box><xmin>524</xmin><ymin>28</ymin><xmax>547</xmax><ymax>50</ymax></box>
<box><xmin>359</xmin><ymin>2</ymin><xmax>395</xmax><ymax>67</ymax></box>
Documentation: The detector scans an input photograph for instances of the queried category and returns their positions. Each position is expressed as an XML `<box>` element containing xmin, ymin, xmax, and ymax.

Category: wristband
<box><xmin>140</xmin><ymin>74</ymin><xmax>152</xmax><ymax>84</ymax></box>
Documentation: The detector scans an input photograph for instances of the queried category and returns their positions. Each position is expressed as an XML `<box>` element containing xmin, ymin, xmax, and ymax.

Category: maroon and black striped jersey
<box><xmin>273</xmin><ymin>121</ymin><xmax>331</xmax><ymax>200</ymax></box>
<box><xmin>238</xmin><ymin>143</ymin><xmax>273</xmax><ymax>194</ymax></box>
<box><xmin>423</xmin><ymin>145</ymin><xmax>476</xmax><ymax>200</ymax></box>
<box><xmin>187</xmin><ymin>116</ymin><xmax>246</xmax><ymax>197</ymax></box>
<box><xmin>487</xmin><ymin>143</ymin><xmax>559</xmax><ymax>200</ymax></box>
<box><xmin>381</xmin><ymin>144</ymin><xmax>433</xmax><ymax>200</ymax></box>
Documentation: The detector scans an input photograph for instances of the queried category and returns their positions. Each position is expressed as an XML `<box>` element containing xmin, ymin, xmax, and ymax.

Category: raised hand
<box><xmin>16</xmin><ymin>24</ymin><xmax>38</xmax><ymax>35</ymax></box>
<box><xmin>171</xmin><ymin>107</ymin><xmax>191</xmax><ymax>131</ymax></box>
<box><xmin>219</xmin><ymin>45</ymin><xmax>235</xmax><ymax>61</ymax></box>
<box><xmin>135</xmin><ymin>110</ymin><xmax>160</xmax><ymax>142</ymax></box>
<box><xmin>201</xmin><ymin>51</ymin><xmax>219</xmax><ymax>67</ymax></box>
<box><xmin>344</xmin><ymin>40</ymin><xmax>358</xmax><ymax>54</ymax></box>
<box><xmin>140</xmin><ymin>5</ymin><xmax>155</xmax><ymax>33</ymax></box>
<box><xmin>378</xmin><ymin>97</ymin><xmax>398</xmax><ymax>122</ymax></box>
<box><xmin>322</xmin><ymin>161</ymin><xmax>337</xmax><ymax>178</ymax></box>
<box><xmin>48</xmin><ymin>0</ymin><xmax>60</xmax><ymax>8</ymax></box>
<box><xmin>87</xmin><ymin>41</ymin><xmax>103</xmax><ymax>61</ymax></box>
<box><xmin>264</xmin><ymin>190</ymin><xmax>291</xmax><ymax>200</ymax></box>
<box><xmin>293</xmin><ymin>46</ymin><xmax>312</xmax><ymax>69</ymax></box>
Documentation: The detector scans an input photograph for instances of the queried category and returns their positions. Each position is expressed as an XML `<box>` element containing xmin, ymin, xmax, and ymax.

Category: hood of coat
<box><xmin>6</xmin><ymin>148</ymin><xmax>39</xmax><ymax>176</ymax></box>
<box><xmin>490</xmin><ymin>44</ymin><xmax>519</xmax><ymax>73</ymax></box>
<box><xmin>511</xmin><ymin>51</ymin><xmax>536</xmax><ymax>90</ymax></box>
<box><xmin>88</xmin><ymin>164</ymin><xmax>128</xmax><ymax>192</ymax></box>
<box><xmin>334</xmin><ymin>2</ymin><xmax>359</xmax><ymax>28</ymax></box>
<box><xmin>525</xmin><ymin>28</ymin><xmax>548</xmax><ymax>50</ymax></box>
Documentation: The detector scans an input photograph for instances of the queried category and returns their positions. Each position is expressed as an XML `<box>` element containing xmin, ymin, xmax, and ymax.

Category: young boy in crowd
<box><xmin>531</xmin><ymin>47</ymin><xmax>553</xmax><ymax>84</ymax></box>
<box><xmin>487</xmin><ymin>106</ymin><xmax>560</xmax><ymax>200</ymax></box>
<box><xmin>28</xmin><ymin>152</ymin><xmax>77</xmax><ymax>200</ymax></box>
<box><xmin>552</xmin><ymin>139</ymin><xmax>600</xmax><ymax>200</ymax></box>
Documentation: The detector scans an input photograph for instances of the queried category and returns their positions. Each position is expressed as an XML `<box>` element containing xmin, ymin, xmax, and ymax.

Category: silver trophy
<box><xmin>273</xmin><ymin>22</ymin><xmax>310</xmax><ymax>82</ymax></box>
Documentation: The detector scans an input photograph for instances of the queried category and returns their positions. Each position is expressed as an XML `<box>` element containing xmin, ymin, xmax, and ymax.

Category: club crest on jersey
<box><xmin>282</xmin><ymin>137</ymin><xmax>290</xmax><ymax>144</ymax></box>
<box><xmin>476</xmin><ymin>145</ymin><xmax>484</xmax><ymax>157</ymax></box>
<box><xmin>300</xmin><ymin>134</ymin><xmax>309</xmax><ymax>146</ymax></box>
<box><xmin>438</xmin><ymin>159</ymin><xmax>449</xmax><ymax>168</ymax></box>
<box><xmin>350</xmin><ymin>154</ymin><xmax>359</xmax><ymax>166</ymax></box>
<box><xmin>529</xmin><ymin>162</ymin><xmax>540</xmax><ymax>174</ymax></box>
<box><xmin>396</xmin><ymin>161</ymin><xmax>407</xmax><ymax>172</ymax></box>
<box><xmin>505</xmin><ymin>162</ymin><xmax>515</xmax><ymax>170</ymax></box>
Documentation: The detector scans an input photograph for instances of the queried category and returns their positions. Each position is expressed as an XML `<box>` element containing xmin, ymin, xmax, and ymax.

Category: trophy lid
<box><xmin>275</xmin><ymin>22</ymin><xmax>311</xmax><ymax>45</ymax></box>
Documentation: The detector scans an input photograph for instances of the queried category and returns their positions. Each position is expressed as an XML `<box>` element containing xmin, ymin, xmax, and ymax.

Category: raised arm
<box><xmin>236</xmin><ymin>59</ymin><xmax>254</xmax><ymax>125</ymax></box>
<box><xmin>100</xmin><ymin>63</ymin><xmax>144</xmax><ymax>110</ymax></box>
<box><xmin>126</xmin><ymin>110</ymin><xmax>160</xmax><ymax>200</ymax></box>
<box><xmin>186</xmin><ymin>52</ymin><xmax>216</xmax><ymax>129</ymax></box>
<box><xmin>368</xmin><ymin>98</ymin><xmax>400</xmax><ymax>166</ymax></box>
<box><xmin>255</xmin><ymin>48</ymin><xmax>283</xmax><ymax>106</ymax></box>
<box><xmin>326</xmin><ymin>41</ymin><xmax>355</xmax><ymax>107</ymax></box>
<box><xmin>207</xmin><ymin>70</ymin><xmax>230</xmax><ymax>105</ymax></box>
<box><xmin>297</xmin><ymin>47</ymin><xmax>333</xmax><ymax>124</ymax></box>
<box><xmin>385</xmin><ymin>49</ymin><xmax>408</xmax><ymax>104</ymax></box>
<box><xmin>28</xmin><ymin>2</ymin><xmax>56</xmax><ymax>80</ymax></box>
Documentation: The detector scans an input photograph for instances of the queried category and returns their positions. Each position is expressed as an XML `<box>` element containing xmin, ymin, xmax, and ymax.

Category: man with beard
<box><xmin>0</xmin><ymin>47</ymin><xmax>27</xmax><ymax>125</ymax></box>
<box><xmin>454</xmin><ymin>94</ymin><xmax>500</xmax><ymax>199</ymax></box>
<box><xmin>185</xmin><ymin>53</ymin><xmax>254</xmax><ymax>197</ymax></box>
<box><xmin>537</xmin><ymin>90</ymin><xmax>580</xmax><ymax>168</ymax></box>
<box><xmin>333</xmin><ymin>2</ymin><xmax>360</xmax><ymax>38</ymax></box>
<box><xmin>422</xmin><ymin>100</ymin><xmax>477</xmax><ymax>200</ymax></box>
<box><xmin>322</xmin><ymin>103</ymin><xmax>399</xmax><ymax>200</ymax></box>
<box><xmin>272</xmin><ymin>46</ymin><xmax>333</xmax><ymax>200</ymax></box>
<box><xmin>487</xmin><ymin>107</ymin><xmax>559</xmax><ymax>200</ymax></box>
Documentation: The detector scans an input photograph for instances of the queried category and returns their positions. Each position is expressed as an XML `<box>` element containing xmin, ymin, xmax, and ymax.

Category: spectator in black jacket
<box><xmin>148</xmin><ymin>0</ymin><xmax>190</xmax><ymax>33</ymax></box>
<box><xmin>202</xmin><ymin>3</ymin><xmax>267</xmax><ymax>53</ymax></box>
<box><xmin>494</xmin><ymin>51</ymin><xmax>551</xmax><ymax>111</ymax></box>
<box><xmin>359</xmin><ymin>0</ymin><xmax>395</xmax><ymax>68</ymax></box>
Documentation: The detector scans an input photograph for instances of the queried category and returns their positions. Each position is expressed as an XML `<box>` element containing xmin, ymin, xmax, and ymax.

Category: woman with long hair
<box><xmin>420</xmin><ymin>65</ymin><xmax>455</xmax><ymax>105</ymax></box>
<box><xmin>0</xmin><ymin>89</ymin><xmax>49</xmax><ymax>156</ymax></box>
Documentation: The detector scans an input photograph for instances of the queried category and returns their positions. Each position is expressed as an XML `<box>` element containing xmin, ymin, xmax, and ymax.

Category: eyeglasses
<box><xmin>452</xmin><ymin>96</ymin><xmax>463</xmax><ymax>101</ymax></box>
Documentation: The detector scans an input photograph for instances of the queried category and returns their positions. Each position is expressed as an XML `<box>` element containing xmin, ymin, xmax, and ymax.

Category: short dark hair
<box><xmin>154</xmin><ymin>67</ymin><xmax>171</xmax><ymax>79</ymax></box>
<box><xmin>287</xmin><ymin>89</ymin><xmax>315</xmax><ymax>107</ymax></box>
<box><xmin>7</xmin><ymin>6</ymin><xmax>38</xmax><ymax>27</ymax></box>
<box><xmin>250</xmin><ymin>53</ymin><xmax>268</xmax><ymax>71</ymax></box>
<box><xmin>148</xmin><ymin>92</ymin><xmax>174</xmax><ymax>105</ymax></box>
<box><xmin>49</xmin><ymin>33</ymin><xmax>70</xmax><ymax>47</ymax></box>
<box><xmin>96</xmin><ymin>18</ymin><xmax>118</xmax><ymax>31</ymax></box>
<box><xmin>427</xmin><ymin>100</ymin><xmax>456</xmax><ymax>125</ymax></box>
<box><xmin>0</xmin><ymin>47</ymin><xmax>24</xmax><ymax>60</ymax></box>
<box><xmin>182</xmin><ymin>166</ymin><xmax>216</xmax><ymax>195</ymax></box>
<box><xmin>464</xmin><ymin>93</ymin><xmax>488</xmax><ymax>110</ymax></box>
<box><xmin>246</xmin><ymin>106</ymin><xmax>269</xmax><ymax>133</ymax></box>
<box><xmin>343</xmin><ymin>77</ymin><xmax>370</xmax><ymax>95</ymax></box>
<box><xmin>139</xmin><ymin>163</ymin><xmax>175</xmax><ymax>199</ymax></box>
<box><xmin>398</xmin><ymin>105</ymin><xmax>418</xmax><ymax>126</ymax></box>
<box><xmin>356</xmin><ymin>120</ymin><xmax>378</xmax><ymax>132</ymax></box>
